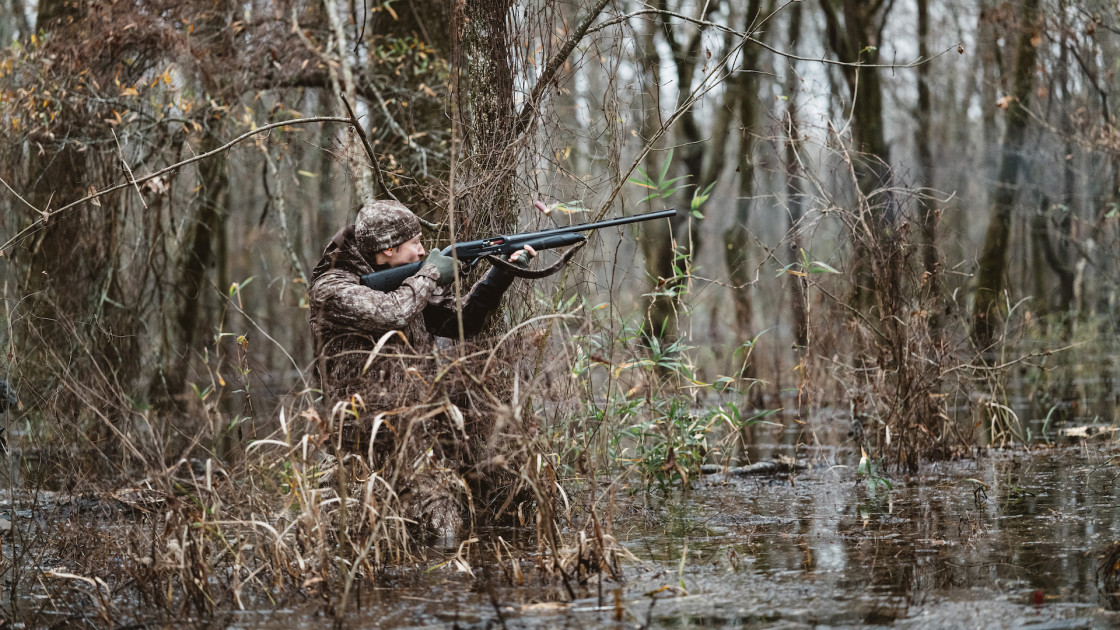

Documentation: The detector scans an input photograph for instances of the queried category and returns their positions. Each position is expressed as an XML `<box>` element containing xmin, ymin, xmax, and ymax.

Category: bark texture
<box><xmin>972</xmin><ymin>0</ymin><xmax>1041</xmax><ymax>351</ymax></box>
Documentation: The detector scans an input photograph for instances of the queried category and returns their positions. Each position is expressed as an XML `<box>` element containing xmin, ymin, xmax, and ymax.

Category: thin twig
<box><xmin>590</xmin><ymin>7</ymin><xmax>778</xmax><ymax>222</ymax></box>
<box><xmin>514</xmin><ymin>0</ymin><xmax>614</xmax><ymax>136</ymax></box>
<box><xmin>1</xmin><ymin>116</ymin><xmax>352</xmax><ymax>253</ymax></box>
<box><xmin>449</xmin><ymin>0</ymin><xmax>466</xmax><ymax>348</ymax></box>
<box><xmin>941</xmin><ymin>341</ymin><xmax>1085</xmax><ymax>376</ymax></box>
<box><xmin>338</xmin><ymin>92</ymin><xmax>443</xmax><ymax>229</ymax></box>
<box><xmin>340</xmin><ymin>93</ymin><xmax>378</xmax><ymax>166</ymax></box>
<box><xmin>0</xmin><ymin>174</ymin><xmax>40</xmax><ymax>215</ymax></box>
<box><xmin>111</xmin><ymin>128</ymin><xmax>147</xmax><ymax>209</ymax></box>
<box><xmin>365</xmin><ymin>82</ymin><xmax>430</xmax><ymax>177</ymax></box>
<box><xmin>588</xmin><ymin>6</ymin><xmax>959</xmax><ymax>70</ymax></box>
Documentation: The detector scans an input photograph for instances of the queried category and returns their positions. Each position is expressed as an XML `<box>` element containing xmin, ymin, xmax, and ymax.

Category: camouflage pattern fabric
<box><xmin>354</xmin><ymin>199</ymin><xmax>421</xmax><ymax>254</ymax></box>
<box><xmin>309</xmin><ymin>203</ymin><xmax>528</xmax><ymax>536</ymax></box>
<box><xmin>308</xmin><ymin>208</ymin><xmax>514</xmax><ymax>440</ymax></box>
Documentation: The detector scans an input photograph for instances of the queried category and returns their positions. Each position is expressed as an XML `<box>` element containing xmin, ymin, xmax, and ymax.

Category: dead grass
<box><xmin>0</xmin><ymin>304</ymin><xmax>639</xmax><ymax>625</ymax></box>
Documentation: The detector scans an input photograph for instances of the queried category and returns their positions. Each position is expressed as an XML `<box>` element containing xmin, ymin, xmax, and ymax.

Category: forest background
<box><xmin>1</xmin><ymin>0</ymin><xmax>1120</xmax><ymax>617</ymax></box>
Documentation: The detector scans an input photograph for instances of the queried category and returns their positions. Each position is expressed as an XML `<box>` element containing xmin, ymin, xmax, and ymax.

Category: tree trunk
<box><xmin>1053</xmin><ymin>8</ymin><xmax>1076</xmax><ymax>327</ymax></box>
<box><xmin>459</xmin><ymin>0</ymin><xmax>517</xmax><ymax>237</ymax></box>
<box><xmin>916</xmin><ymin>0</ymin><xmax>941</xmax><ymax>326</ymax></box>
<box><xmin>323</xmin><ymin>0</ymin><xmax>376</xmax><ymax>203</ymax></box>
<box><xmin>18</xmin><ymin>0</ymin><xmax>128</xmax><ymax>397</ymax></box>
<box><xmin>782</xmin><ymin>2</ymin><xmax>809</xmax><ymax>349</ymax></box>
<box><xmin>158</xmin><ymin>128</ymin><xmax>230</xmax><ymax>406</ymax></box>
<box><xmin>640</xmin><ymin>0</ymin><xmax>730</xmax><ymax>342</ymax></box>
<box><xmin>818</xmin><ymin>0</ymin><xmax>891</xmax><ymax>181</ymax></box>
<box><xmin>1</xmin><ymin>0</ymin><xmax>31</xmax><ymax>42</ymax></box>
<box><xmin>721</xmin><ymin>0</ymin><xmax>772</xmax><ymax>361</ymax></box>
<box><xmin>151</xmin><ymin>1</ymin><xmax>235</xmax><ymax>407</ymax></box>
<box><xmin>1029</xmin><ymin>201</ymin><xmax>1051</xmax><ymax>321</ymax></box>
<box><xmin>818</xmin><ymin>0</ymin><xmax>894</xmax><ymax>307</ymax></box>
<box><xmin>971</xmin><ymin>0</ymin><xmax>1041</xmax><ymax>351</ymax></box>
<box><xmin>637</xmin><ymin>11</ymin><xmax>678</xmax><ymax>340</ymax></box>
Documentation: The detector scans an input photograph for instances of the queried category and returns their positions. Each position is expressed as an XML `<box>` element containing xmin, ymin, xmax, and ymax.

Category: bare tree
<box><xmin>722</xmin><ymin>0</ymin><xmax>776</xmax><ymax>361</ymax></box>
<box><xmin>972</xmin><ymin>0</ymin><xmax>1041</xmax><ymax>351</ymax></box>
<box><xmin>818</xmin><ymin>0</ymin><xmax>896</xmax><ymax>308</ymax></box>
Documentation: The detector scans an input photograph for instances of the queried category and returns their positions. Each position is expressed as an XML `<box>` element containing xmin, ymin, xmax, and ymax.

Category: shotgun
<box><xmin>360</xmin><ymin>208</ymin><xmax>676</xmax><ymax>292</ymax></box>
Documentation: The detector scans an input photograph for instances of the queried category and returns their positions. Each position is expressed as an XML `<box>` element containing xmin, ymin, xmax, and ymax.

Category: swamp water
<box><xmin>261</xmin><ymin>434</ymin><xmax>1120</xmax><ymax>629</ymax></box>
<box><xmin>4</xmin><ymin>421</ymin><xmax>1120</xmax><ymax>628</ymax></box>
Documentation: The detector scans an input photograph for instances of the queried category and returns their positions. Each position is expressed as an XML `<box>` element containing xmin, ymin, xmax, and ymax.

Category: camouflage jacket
<box><xmin>309</xmin><ymin>225</ymin><xmax>513</xmax><ymax>404</ymax></box>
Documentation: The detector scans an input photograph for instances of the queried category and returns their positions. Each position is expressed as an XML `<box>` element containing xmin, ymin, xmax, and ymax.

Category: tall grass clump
<box><xmin>788</xmin><ymin>144</ymin><xmax>990</xmax><ymax>473</ymax></box>
<box><xmin>0</xmin><ymin>287</ymin><xmax>572</xmax><ymax>624</ymax></box>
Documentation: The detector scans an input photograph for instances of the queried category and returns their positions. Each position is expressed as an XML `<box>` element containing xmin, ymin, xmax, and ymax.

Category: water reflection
<box><xmin>9</xmin><ymin>435</ymin><xmax>1116</xmax><ymax>627</ymax></box>
<box><xmin>597</xmin><ymin>443</ymin><xmax>1120</xmax><ymax>628</ymax></box>
<box><xmin>80</xmin><ymin>441</ymin><xmax>1106</xmax><ymax>628</ymax></box>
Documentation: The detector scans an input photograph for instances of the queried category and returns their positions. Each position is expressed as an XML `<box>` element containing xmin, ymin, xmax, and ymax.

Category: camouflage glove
<box><xmin>510</xmin><ymin>248</ymin><xmax>534</xmax><ymax>270</ymax></box>
<box><xmin>425</xmin><ymin>250</ymin><xmax>457</xmax><ymax>286</ymax></box>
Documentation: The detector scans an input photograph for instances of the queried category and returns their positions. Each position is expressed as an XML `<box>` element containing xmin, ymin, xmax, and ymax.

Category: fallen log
<box><xmin>699</xmin><ymin>457</ymin><xmax>806</xmax><ymax>476</ymax></box>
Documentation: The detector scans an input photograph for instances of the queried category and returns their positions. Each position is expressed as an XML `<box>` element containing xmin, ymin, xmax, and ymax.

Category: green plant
<box><xmin>565</xmin><ymin>299</ymin><xmax>774</xmax><ymax>490</ymax></box>
<box><xmin>628</xmin><ymin>149</ymin><xmax>691</xmax><ymax>205</ymax></box>
<box><xmin>777</xmin><ymin>248</ymin><xmax>841</xmax><ymax>278</ymax></box>
<box><xmin>627</xmin><ymin>150</ymin><xmax>716</xmax><ymax>220</ymax></box>
<box><xmin>857</xmin><ymin>447</ymin><xmax>893</xmax><ymax>491</ymax></box>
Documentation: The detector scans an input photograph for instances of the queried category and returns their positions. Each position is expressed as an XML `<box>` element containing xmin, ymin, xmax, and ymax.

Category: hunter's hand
<box><xmin>508</xmin><ymin>245</ymin><xmax>537</xmax><ymax>270</ymax></box>
<box><xmin>425</xmin><ymin>250</ymin><xmax>457</xmax><ymax>286</ymax></box>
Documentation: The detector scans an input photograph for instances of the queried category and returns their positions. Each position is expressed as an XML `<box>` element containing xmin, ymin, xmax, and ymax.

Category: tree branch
<box><xmin>657</xmin><ymin>0</ymin><xmax>683</xmax><ymax>55</ymax></box>
<box><xmin>591</xmin><ymin>18</ymin><xmax>769</xmax><ymax>222</ymax></box>
<box><xmin>514</xmin><ymin>0</ymin><xmax>614</xmax><ymax>136</ymax></box>
<box><xmin>340</xmin><ymin>93</ymin><xmax>378</xmax><ymax>166</ymax></box>
<box><xmin>873</xmin><ymin>0</ymin><xmax>897</xmax><ymax>57</ymax></box>
<box><xmin>586</xmin><ymin>5</ymin><xmax>956</xmax><ymax>71</ymax></box>
<box><xmin>2</xmin><ymin>116</ymin><xmax>354</xmax><ymax>253</ymax></box>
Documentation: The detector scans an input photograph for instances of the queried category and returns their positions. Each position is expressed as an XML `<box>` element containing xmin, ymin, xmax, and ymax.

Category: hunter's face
<box><xmin>382</xmin><ymin>235</ymin><xmax>425</xmax><ymax>266</ymax></box>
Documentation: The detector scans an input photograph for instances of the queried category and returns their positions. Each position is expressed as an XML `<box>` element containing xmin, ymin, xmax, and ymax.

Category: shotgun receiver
<box><xmin>360</xmin><ymin>208</ymin><xmax>676</xmax><ymax>292</ymax></box>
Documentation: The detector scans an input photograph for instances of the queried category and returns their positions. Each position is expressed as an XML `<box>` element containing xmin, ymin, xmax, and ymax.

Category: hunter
<box><xmin>308</xmin><ymin>199</ymin><xmax>534</xmax><ymax>535</ymax></box>
<box><xmin>309</xmin><ymin>200</ymin><xmax>534</xmax><ymax>405</ymax></box>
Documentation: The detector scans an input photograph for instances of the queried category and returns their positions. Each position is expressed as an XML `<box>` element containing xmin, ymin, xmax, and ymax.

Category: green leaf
<box><xmin>658</xmin><ymin>149</ymin><xmax>674</xmax><ymax>184</ymax></box>
<box><xmin>741</xmin><ymin>408</ymin><xmax>780</xmax><ymax>427</ymax></box>
<box><xmin>690</xmin><ymin>182</ymin><xmax>715</xmax><ymax>211</ymax></box>
<box><xmin>628</xmin><ymin>177</ymin><xmax>658</xmax><ymax>190</ymax></box>
<box><xmin>228</xmin><ymin>276</ymin><xmax>255</xmax><ymax>297</ymax></box>
<box><xmin>556</xmin><ymin>201</ymin><xmax>591</xmax><ymax>213</ymax></box>
<box><xmin>807</xmin><ymin>261</ymin><xmax>840</xmax><ymax>274</ymax></box>
<box><xmin>660</xmin><ymin>175</ymin><xmax>690</xmax><ymax>191</ymax></box>
<box><xmin>189</xmin><ymin>383</ymin><xmax>213</xmax><ymax>401</ymax></box>
<box><xmin>711</xmin><ymin>376</ymin><xmax>735</xmax><ymax>393</ymax></box>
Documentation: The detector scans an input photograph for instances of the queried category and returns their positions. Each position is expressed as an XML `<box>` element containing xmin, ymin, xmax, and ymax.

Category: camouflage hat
<box><xmin>355</xmin><ymin>200</ymin><xmax>422</xmax><ymax>254</ymax></box>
